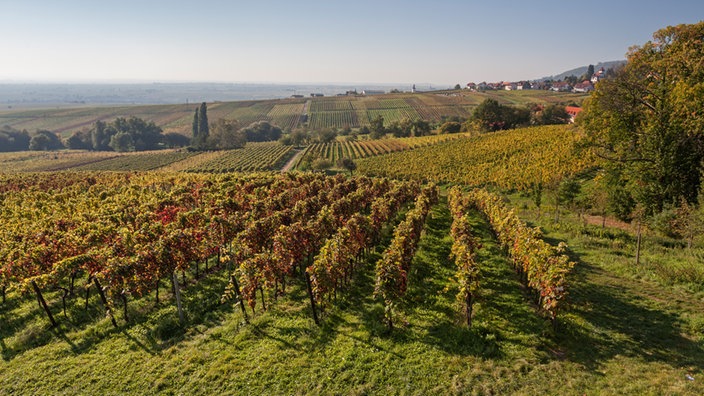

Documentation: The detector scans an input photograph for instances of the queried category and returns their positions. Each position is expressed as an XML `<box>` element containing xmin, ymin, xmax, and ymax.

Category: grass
<box><xmin>1</xmin><ymin>194</ymin><xmax>703</xmax><ymax>394</ymax></box>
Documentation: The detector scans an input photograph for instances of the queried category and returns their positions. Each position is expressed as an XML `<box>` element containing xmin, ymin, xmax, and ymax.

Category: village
<box><xmin>466</xmin><ymin>66</ymin><xmax>608</xmax><ymax>93</ymax></box>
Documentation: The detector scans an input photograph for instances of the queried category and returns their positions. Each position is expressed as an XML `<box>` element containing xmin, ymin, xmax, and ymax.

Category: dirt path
<box><xmin>280</xmin><ymin>149</ymin><xmax>303</xmax><ymax>172</ymax></box>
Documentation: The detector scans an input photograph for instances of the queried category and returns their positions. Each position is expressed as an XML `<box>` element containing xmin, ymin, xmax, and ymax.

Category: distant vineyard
<box><xmin>0</xmin><ymin>91</ymin><xmax>588</xmax><ymax>136</ymax></box>
<box><xmin>310</xmin><ymin>100</ymin><xmax>354</xmax><ymax>112</ymax></box>
<box><xmin>293</xmin><ymin>134</ymin><xmax>469</xmax><ymax>169</ymax></box>
<box><xmin>308</xmin><ymin>110</ymin><xmax>360</xmax><ymax>130</ymax></box>
<box><xmin>74</xmin><ymin>151</ymin><xmax>196</xmax><ymax>171</ymax></box>
<box><xmin>157</xmin><ymin>151</ymin><xmax>230</xmax><ymax>172</ymax></box>
<box><xmin>267</xmin><ymin>103</ymin><xmax>305</xmax><ymax>131</ymax></box>
<box><xmin>357</xmin><ymin>125</ymin><xmax>599</xmax><ymax>190</ymax></box>
<box><xmin>186</xmin><ymin>142</ymin><xmax>294</xmax><ymax>173</ymax></box>
<box><xmin>0</xmin><ymin>151</ymin><xmax>121</xmax><ymax>173</ymax></box>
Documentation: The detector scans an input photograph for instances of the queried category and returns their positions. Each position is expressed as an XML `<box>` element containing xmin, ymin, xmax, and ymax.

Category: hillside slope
<box><xmin>0</xmin><ymin>90</ymin><xmax>588</xmax><ymax>137</ymax></box>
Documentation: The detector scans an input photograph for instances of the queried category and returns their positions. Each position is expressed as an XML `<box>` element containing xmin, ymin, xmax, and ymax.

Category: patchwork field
<box><xmin>0</xmin><ymin>90</ymin><xmax>587</xmax><ymax>137</ymax></box>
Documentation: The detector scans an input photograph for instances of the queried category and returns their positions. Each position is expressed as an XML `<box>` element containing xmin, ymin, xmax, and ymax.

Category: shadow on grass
<box><xmin>400</xmin><ymin>199</ymin><xmax>539</xmax><ymax>358</ymax></box>
<box><xmin>0</xmin><ymin>266</ymin><xmax>238</xmax><ymax>361</ymax></box>
<box><xmin>561</xmin><ymin>257</ymin><xmax>704</xmax><ymax>371</ymax></box>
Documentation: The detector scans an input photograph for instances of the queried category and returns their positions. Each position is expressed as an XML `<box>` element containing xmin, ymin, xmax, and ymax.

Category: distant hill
<box><xmin>540</xmin><ymin>60</ymin><xmax>626</xmax><ymax>81</ymax></box>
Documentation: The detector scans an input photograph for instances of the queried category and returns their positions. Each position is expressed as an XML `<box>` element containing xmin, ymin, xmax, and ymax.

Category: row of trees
<box><xmin>0</xmin><ymin>126</ymin><xmax>66</xmax><ymax>152</ymax></box>
<box><xmin>366</xmin><ymin>116</ymin><xmax>432</xmax><ymax>139</ymax></box>
<box><xmin>465</xmin><ymin>99</ymin><xmax>572</xmax><ymax>132</ymax></box>
<box><xmin>78</xmin><ymin>117</ymin><xmax>165</xmax><ymax>151</ymax></box>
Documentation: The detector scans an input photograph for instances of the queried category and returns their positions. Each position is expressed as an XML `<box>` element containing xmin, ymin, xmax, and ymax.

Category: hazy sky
<box><xmin>1</xmin><ymin>0</ymin><xmax>703</xmax><ymax>85</ymax></box>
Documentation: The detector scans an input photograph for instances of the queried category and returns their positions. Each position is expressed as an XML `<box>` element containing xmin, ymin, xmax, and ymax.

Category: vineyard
<box><xmin>0</xmin><ymin>90</ymin><xmax>588</xmax><ymax>136</ymax></box>
<box><xmin>0</xmin><ymin>172</ymin><xmax>437</xmax><ymax>331</ymax></box>
<box><xmin>73</xmin><ymin>150</ymin><xmax>197</xmax><ymax>171</ymax></box>
<box><xmin>357</xmin><ymin>125</ymin><xmax>599</xmax><ymax>189</ymax></box>
<box><xmin>293</xmin><ymin>133</ymin><xmax>470</xmax><ymax>169</ymax></box>
<box><xmin>0</xmin><ymin>150</ymin><xmax>121</xmax><ymax>173</ymax></box>
<box><xmin>0</xmin><ymin>170</ymin><xmax>574</xmax><ymax>349</ymax></box>
<box><xmin>1</xmin><ymin>116</ymin><xmax>703</xmax><ymax>393</ymax></box>
<box><xmin>184</xmin><ymin>142</ymin><xmax>294</xmax><ymax>173</ymax></box>
<box><xmin>1</xmin><ymin>166</ymin><xmax>703</xmax><ymax>393</ymax></box>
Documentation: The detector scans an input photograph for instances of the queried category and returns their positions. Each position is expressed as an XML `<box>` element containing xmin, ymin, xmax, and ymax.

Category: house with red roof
<box><xmin>565</xmin><ymin>106</ymin><xmax>583</xmax><ymax>123</ymax></box>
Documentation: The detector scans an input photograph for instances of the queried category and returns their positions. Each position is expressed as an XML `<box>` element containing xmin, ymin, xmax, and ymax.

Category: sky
<box><xmin>1</xmin><ymin>0</ymin><xmax>703</xmax><ymax>86</ymax></box>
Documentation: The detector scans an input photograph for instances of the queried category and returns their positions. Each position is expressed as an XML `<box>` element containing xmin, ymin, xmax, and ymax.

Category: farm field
<box><xmin>0</xmin><ymin>90</ymin><xmax>587</xmax><ymax>137</ymax></box>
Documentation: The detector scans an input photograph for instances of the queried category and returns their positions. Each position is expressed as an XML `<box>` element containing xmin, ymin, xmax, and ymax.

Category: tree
<box><xmin>454</xmin><ymin>84</ymin><xmax>462</xmax><ymax>90</ymax></box>
<box><xmin>671</xmin><ymin>195</ymin><xmax>704</xmax><ymax>248</ymax></box>
<box><xmin>208</xmin><ymin>119</ymin><xmax>245</xmax><ymax>150</ymax></box>
<box><xmin>0</xmin><ymin>127</ymin><xmax>30</xmax><ymax>152</ymax></box>
<box><xmin>163</xmin><ymin>132</ymin><xmax>191</xmax><ymax>148</ymax></box>
<box><xmin>192</xmin><ymin>107</ymin><xmax>199</xmax><ymax>140</ymax></box>
<box><xmin>438</xmin><ymin>121</ymin><xmax>462</xmax><ymax>134</ymax></box>
<box><xmin>338</xmin><ymin>158</ymin><xmax>357</xmax><ymax>175</ymax></box>
<box><xmin>91</xmin><ymin>120</ymin><xmax>110</xmax><ymax>150</ymax></box>
<box><xmin>191</xmin><ymin>102</ymin><xmax>209</xmax><ymax>149</ymax></box>
<box><xmin>29</xmin><ymin>130</ymin><xmax>64</xmax><ymax>151</ymax></box>
<box><xmin>311</xmin><ymin>158</ymin><xmax>332</xmax><ymax>171</ymax></box>
<box><xmin>387</xmin><ymin>120</ymin><xmax>404</xmax><ymax>137</ymax></box>
<box><xmin>470</xmin><ymin>99</ymin><xmax>504</xmax><ymax>131</ymax></box>
<box><xmin>410</xmin><ymin>119</ymin><xmax>431</xmax><ymax>137</ymax></box>
<box><xmin>314</xmin><ymin>128</ymin><xmax>336</xmax><ymax>144</ymax></box>
<box><xmin>241</xmin><ymin>121</ymin><xmax>282</xmax><ymax>142</ymax></box>
<box><xmin>580</xmin><ymin>22</ymin><xmax>704</xmax><ymax>217</ymax></box>
<box><xmin>558</xmin><ymin>178</ymin><xmax>581</xmax><ymax>210</ymax></box>
<box><xmin>64</xmin><ymin>129</ymin><xmax>92</xmax><ymax>150</ymax></box>
<box><xmin>534</xmin><ymin>104</ymin><xmax>571</xmax><ymax>125</ymax></box>
<box><xmin>198</xmin><ymin>102</ymin><xmax>209</xmax><ymax>141</ymax></box>
<box><xmin>370</xmin><ymin>115</ymin><xmax>385</xmax><ymax>139</ymax></box>
<box><xmin>290</xmin><ymin>129</ymin><xmax>309</xmax><ymax>147</ymax></box>
<box><xmin>88</xmin><ymin>117</ymin><xmax>163</xmax><ymax>151</ymax></box>
<box><xmin>109</xmin><ymin>132</ymin><xmax>135</xmax><ymax>152</ymax></box>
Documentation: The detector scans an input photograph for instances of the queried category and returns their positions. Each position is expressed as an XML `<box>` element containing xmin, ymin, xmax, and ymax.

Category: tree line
<box><xmin>0</xmin><ymin>117</ymin><xmax>176</xmax><ymax>153</ymax></box>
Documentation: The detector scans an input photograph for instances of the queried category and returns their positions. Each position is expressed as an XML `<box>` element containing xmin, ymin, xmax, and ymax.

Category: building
<box><xmin>565</xmin><ymin>106</ymin><xmax>583</xmax><ymax>123</ymax></box>
<box><xmin>550</xmin><ymin>82</ymin><xmax>573</xmax><ymax>92</ymax></box>
<box><xmin>573</xmin><ymin>81</ymin><xmax>594</xmax><ymax>93</ymax></box>
<box><xmin>591</xmin><ymin>67</ymin><xmax>606</xmax><ymax>84</ymax></box>
<box><xmin>362</xmin><ymin>90</ymin><xmax>385</xmax><ymax>95</ymax></box>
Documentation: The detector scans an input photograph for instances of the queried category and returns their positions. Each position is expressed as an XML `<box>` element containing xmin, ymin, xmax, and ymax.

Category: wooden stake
<box><xmin>93</xmin><ymin>277</ymin><xmax>118</xmax><ymax>328</ymax></box>
<box><xmin>172</xmin><ymin>272</ymin><xmax>185</xmax><ymax>325</ymax></box>
<box><xmin>32</xmin><ymin>280</ymin><xmax>57</xmax><ymax>327</ymax></box>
